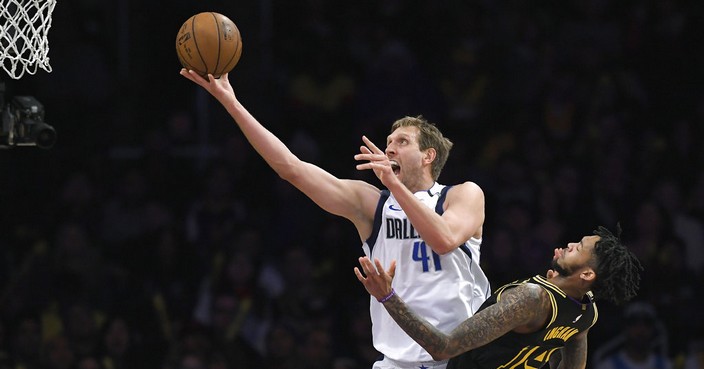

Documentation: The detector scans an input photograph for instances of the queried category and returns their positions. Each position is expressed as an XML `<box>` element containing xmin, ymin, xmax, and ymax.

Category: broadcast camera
<box><xmin>0</xmin><ymin>83</ymin><xmax>56</xmax><ymax>149</ymax></box>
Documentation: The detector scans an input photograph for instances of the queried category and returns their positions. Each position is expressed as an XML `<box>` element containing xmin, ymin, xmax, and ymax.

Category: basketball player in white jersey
<box><xmin>180</xmin><ymin>69</ymin><xmax>491</xmax><ymax>369</ymax></box>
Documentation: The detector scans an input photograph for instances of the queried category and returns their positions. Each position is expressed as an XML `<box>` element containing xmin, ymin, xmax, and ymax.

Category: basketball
<box><xmin>176</xmin><ymin>12</ymin><xmax>242</xmax><ymax>79</ymax></box>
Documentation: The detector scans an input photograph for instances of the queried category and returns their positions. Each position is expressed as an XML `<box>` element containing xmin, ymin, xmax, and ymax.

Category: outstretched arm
<box><xmin>180</xmin><ymin>70</ymin><xmax>380</xmax><ymax>238</ymax></box>
<box><xmin>355</xmin><ymin>257</ymin><xmax>549</xmax><ymax>360</ymax></box>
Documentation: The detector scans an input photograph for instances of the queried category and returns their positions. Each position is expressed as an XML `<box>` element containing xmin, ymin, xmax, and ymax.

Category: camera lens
<box><xmin>34</xmin><ymin>122</ymin><xmax>56</xmax><ymax>149</ymax></box>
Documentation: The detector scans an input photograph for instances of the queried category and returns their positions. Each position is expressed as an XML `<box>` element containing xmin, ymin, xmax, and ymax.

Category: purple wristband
<box><xmin>378</xmin><ymin>288</ymin><xmax>396</xmax><ymax>303</ymax></box>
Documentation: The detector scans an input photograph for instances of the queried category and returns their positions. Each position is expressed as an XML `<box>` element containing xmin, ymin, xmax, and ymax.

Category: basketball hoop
<box><xmin>0</xmin><ymin>0</ymin><xmax>57</xmax><ymax>80</ymax></box>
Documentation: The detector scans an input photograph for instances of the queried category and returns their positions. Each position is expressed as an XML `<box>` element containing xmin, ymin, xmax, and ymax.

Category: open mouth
<box><xmin>390</xmin><ymin>161</ymin><xmax>400</xmax><ymax>175</ymax></box>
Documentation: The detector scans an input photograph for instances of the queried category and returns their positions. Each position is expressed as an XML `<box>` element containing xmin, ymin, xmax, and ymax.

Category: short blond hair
<box><xmin>391</xmin><ymin>115</ymin><xmax>452</xmax><ymax>180</ymax></box>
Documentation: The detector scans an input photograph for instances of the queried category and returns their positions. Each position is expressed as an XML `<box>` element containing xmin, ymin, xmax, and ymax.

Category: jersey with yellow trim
<box><xmin>447</xmin><ymin>275</ymin><xmax>598</xmax><ymax>369</ymax></box>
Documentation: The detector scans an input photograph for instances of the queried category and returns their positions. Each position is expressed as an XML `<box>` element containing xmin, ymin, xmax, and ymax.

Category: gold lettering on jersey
<box><xmin>498</xmin><ymin>346</ymin><xmax>560</xmax><ymax>369</ymax></box>
<box><xmin>498</xmin><ymin>346</ymin><xmax>538</xmax><ymax>369</ymax></box>
<box><xmin>543</xmin><ymin>326</ymin><xmax>579</xmax><ymax>342</ymax></box>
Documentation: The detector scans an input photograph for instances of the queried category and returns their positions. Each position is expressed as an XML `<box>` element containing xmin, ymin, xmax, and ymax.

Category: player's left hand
<box><xmin>354</xmin><ymin>136</ymin><xmax>398</xmax><ymax>187</ymax></box>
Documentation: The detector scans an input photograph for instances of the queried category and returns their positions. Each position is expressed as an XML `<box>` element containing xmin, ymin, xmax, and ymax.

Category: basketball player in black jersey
<box><xmin>355</xmin><ymin>225</ymin><xmax>643</xmax><ymax>369</ymax></box>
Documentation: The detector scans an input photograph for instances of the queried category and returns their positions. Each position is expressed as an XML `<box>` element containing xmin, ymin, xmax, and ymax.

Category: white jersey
<box><xmin>362</xmin><ymin>182</ymin><xmax>491</xmax><ymax>363</ymax></box>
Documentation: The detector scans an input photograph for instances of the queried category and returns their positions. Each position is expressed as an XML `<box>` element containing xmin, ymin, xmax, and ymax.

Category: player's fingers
<box><xmin>185</xmin><ymin>70</ymin><xmax>209</xmax><ymax>85</ymax></box>
<box><xmin>360</xmin><ymin>257</ymin><xmax>378</xmax><ymax>275</ymax></box>
<box><xmin>355</xmin><ymin>152</ymin><xmax>387</xmax><ymax>162</ymax></box>
<box><xmin>388</xmin><ymin>260</ymin><xmax>397</xmax><ymax>278</ymax></box>
<box><xmin>179</xmin><ymin>69</ymin><xmax>197</xmax><ymax>82</ymax></box>
<box><xmin>354</xmin><ymin>267</ymin><xmax>366</xmax><ymax>282</ymax></box>
<box><xmin>358</xmin><ymin>257</ymin><xmax>370</xmax><ymax>274</ymax></box>
<box><xmin>358</xmin><ymin>146</ymin><xmax>373</xmax><ymax>155</ymax></box>
<box><xmin>362</xmin><ymin>136</ymin><xmax>384</xmax><ymax>155</ymax></box>
<box><xmin>373</xmin><ymin>258</ymin><xmax>386</xmax><ymax>277</ymax></box>
<box><xmin>357</xmin><ymin>163</ymin><xmax>392</xmax><ymax>175</ymax></box>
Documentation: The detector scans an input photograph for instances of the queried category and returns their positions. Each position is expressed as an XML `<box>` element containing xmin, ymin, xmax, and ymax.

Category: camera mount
<box><xmin>0</xmin><ymin>82</ymin><xmax>57</xmax><ymax>149</ymax></box>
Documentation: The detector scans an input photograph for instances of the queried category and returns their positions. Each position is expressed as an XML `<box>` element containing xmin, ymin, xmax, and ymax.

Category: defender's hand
<box><xmin>354</xmin><ymin>257</ymin><xmax>396</xmax><ymax>301</ymax></box>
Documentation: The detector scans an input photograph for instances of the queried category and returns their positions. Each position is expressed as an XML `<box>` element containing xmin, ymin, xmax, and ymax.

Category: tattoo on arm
<box><xmin>382</xmin><ymin>284</ymin><xmax>551</xmax><ymax>360</ymax></box>
<box><xmin>559</xmin><ymin>331</ymin><xmax>589</xmax><ymax>369</ymax></box>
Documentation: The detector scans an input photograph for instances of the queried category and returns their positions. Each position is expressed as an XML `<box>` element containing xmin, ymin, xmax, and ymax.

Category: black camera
<box><xmin>0</xmin><ymin>90</ymin><xmax>57</xmax><ymax>149</ymax></box>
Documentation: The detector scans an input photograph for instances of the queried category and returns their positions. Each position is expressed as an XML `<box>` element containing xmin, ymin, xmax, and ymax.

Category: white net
<box><xmin>0</xmin><ymin>0</ymin><xmax>57</xmax><ymax>79</ymax></box>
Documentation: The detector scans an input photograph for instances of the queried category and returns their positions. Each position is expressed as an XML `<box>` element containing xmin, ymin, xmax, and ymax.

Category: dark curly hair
<box><xmin>589</xmin><ymin>224</ymin><xmax>643</xmax><ymax>305</ymax></box>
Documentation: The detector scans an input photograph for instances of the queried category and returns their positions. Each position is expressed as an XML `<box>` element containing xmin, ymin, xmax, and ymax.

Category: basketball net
<box><xmin>0</xmin><ymin>0</ymin><xmax>57</xmax><ymax>79</ymax></box>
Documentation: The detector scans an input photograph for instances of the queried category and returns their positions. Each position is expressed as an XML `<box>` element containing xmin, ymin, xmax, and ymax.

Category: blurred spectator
<box><xmin>139</xmin><ymin>226</ymin><xmax>200</xmax><ymax>334</ymax></box>
<box><xmin>76</xmin><ymin>355</ymin><xmax>104</xmax><ymax>369</ymax></box>
<box><xmin>62</xmin><ymin>302</ymin><xmax>101</xmax><ymax>359</ymax></box>
<box><xmin>652</xmin><ymin>178</ymin><xmax>704</xmax><ymax>276</ymax></box>
<box><xmin>204</xmin><ymin>293</ymin><xmax>262</xmax><ymax>368</ymax></box>
<box><xmin>9</xmin><ymin>313</ymin><xmax>42</xmax><ymax>369</ymax></box>
<box><xmin>593</xmin><ymin>302</ymin><xmax>672</xmax><ymax>369</ymax></box>
<box><xmin>192</xmin><ymin>245</ymin><xmax>270</xmax><ymax>360</ymax></box>
<box><xmin>683</xmin><ymin>339</ymin><xmax>704</xmax><ymax>369</ymax></box>
<box><xmin>284</xmin><ymin>38</ymin><xmax>357</xmax><ymax>148</ymax></box>
<box><xmin>339</xmin><ymin>299</ymin><xmax>379</xmax><ymax>368</ymax></box>
<box><xmin>100</xmin><ymin>169</ymin><xmax>151</xmax><ymax>247</ymax></box>
<box><xmin>50</xmin><ymin>224</ymin><xmax>105</xmax><ymax>307</ymax></box>
<box><xmin>98</xmin><ymin>316</ymin><xmax>148</xmax><ymax>369</ymax></box>
<box><xmin>177</xmin><ymin>353</ymin><xmax>207</xmax><ymax>369</ymax></box>
<box><xmin>52</xmin><ymin>172</ymin><xmax>103</xmax><ymax>236</ymax></box>
<box><xmin>185</xmin><ymin>165</ymin><xmax>247</xmax><ymax>276</ymax></box>
<box><xmin>261</xmin><ymin>323</ymin><xmax>300</xmax><ymax>369</ymax></box>
<box><xmin>41</xmin><ymin>335</ymin><xmax>75</xmax><ymax>369</ymax></box>
<box><xmin>271</xmin><ymin>246</ymin><xmax>332</xmax><ymax>334</ymax></box>
<box><xmin>298</xmin><ymin>327</ymin><xmax>334</xmax><ymax>369</ymax></box>
<box><xmin>627</xmin><ymin>201</ymin><xmax>673</xmax><ymax>273</ymax></box>
<box><xmin>0</xmin><ymin>320</ymin><xmax>10</xmax><ymax>369</ymax></box>
<box><xmin>439</xmin><ymin>40</ymin><xmax>490</xmax><ymax>130</ymax></box>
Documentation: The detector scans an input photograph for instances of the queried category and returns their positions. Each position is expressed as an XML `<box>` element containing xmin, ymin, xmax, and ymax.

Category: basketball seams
<box><xmin>220</xmin><ymin>27</ymin><xmax>242</xmax><ymax>75</ymax></box>
<box><xmin>175</xmin><ymin>44</ymin><xmax>192</xmax><ymax>70</ymax></box>
<box><xmin>191</xmin><ymin>15</ymin><xmax>208</xmax><ymax>75</ymax></box>
<box><xmin>176</xmin><ymin>21</ymin><xmax>193</xmax><ymax>69</ymax></box>
<box><xmin>210</xmin><ymin>12</ymin><xmax>223</xmax><ymax>76</ymax></box>
<box><xmin>176</xmin><ymin>23</ymin><xmax>199</xmax><ymax>73</ymax></box>
<box><xmin>176</xmin><ymin>12</ymin><xmax>241</xmax><ymax>78</ymax></box>
<box><xmin>227</xmin><ymin>26</ymin><xmax>242</xmax><ymax>74</ymax></box>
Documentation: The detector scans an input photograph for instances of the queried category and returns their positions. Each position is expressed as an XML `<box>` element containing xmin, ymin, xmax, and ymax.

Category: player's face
<box><xmin>551</xmin><ymin>235</ymin><xmax>598</xmax><ymax>276</ymax></box>
<box><xmin>386</xmin><ymin>126</ymin><xmax>426</xmax><ymax>186</ymax></box>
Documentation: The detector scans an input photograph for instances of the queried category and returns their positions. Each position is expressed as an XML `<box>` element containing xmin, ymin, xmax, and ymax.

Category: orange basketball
<box><xmin>176</xmin><ymin>12</ymin><xmax>242</xmax><ymax>79</ymax></box>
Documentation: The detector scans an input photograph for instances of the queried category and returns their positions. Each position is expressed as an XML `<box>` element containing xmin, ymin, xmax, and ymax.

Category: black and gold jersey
<box><xmin>447</xmin><ymin>275</ymin><xmax>598</xmax><ymax>369</ymax></box>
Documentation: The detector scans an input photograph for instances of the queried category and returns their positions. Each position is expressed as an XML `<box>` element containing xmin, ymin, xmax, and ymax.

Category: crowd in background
<box><xmin>1</xmin><ymin>0</ymin><xmax>703</xmax><ymax>368</ymax></box>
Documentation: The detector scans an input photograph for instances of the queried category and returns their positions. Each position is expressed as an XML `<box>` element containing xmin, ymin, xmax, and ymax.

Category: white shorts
<box><xmin>372</xmin><ymin>356</ymin><xmax>449</xmax><ymax>369</ymax></box>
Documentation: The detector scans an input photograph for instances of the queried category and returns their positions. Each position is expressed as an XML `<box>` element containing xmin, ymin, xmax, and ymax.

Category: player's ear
<box><xmin>579</xmin><ymin>268</ymin><xmax>596</xmax><ymax>283</ymax></box>
<box><xmin>424</xmin><ymin>148</ymin><xmax>436</xmax><ymax>164</ymax></box>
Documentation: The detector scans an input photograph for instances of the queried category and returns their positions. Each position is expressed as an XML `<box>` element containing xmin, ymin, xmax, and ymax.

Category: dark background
<box><xmin>1</xmin><ymin>1</ymin><xmax>703</xmax><ymax>369</ymax></box>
